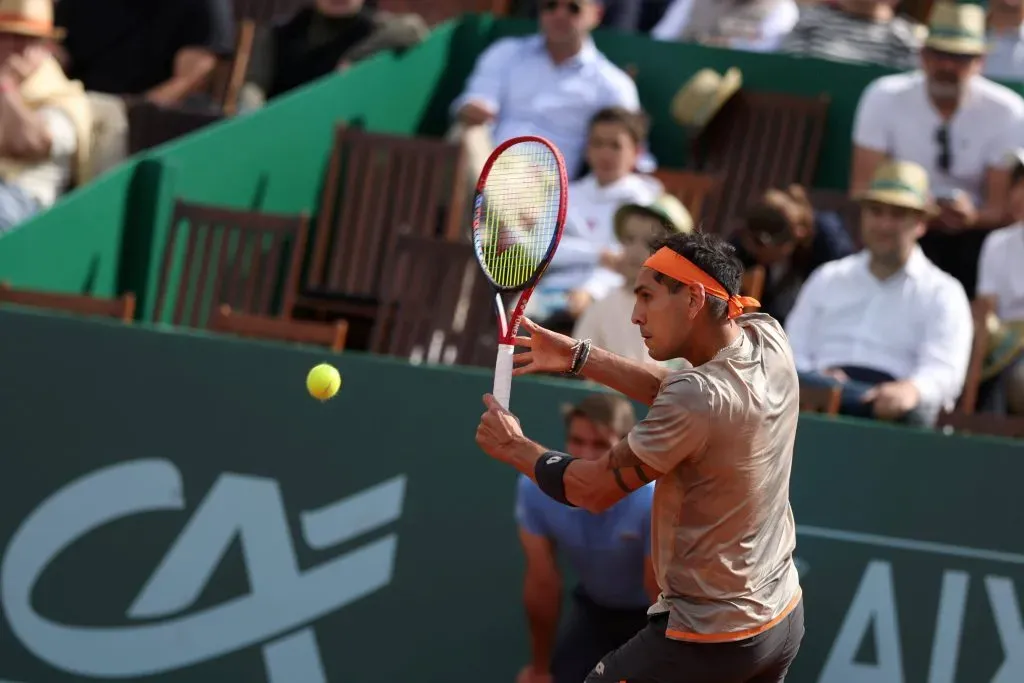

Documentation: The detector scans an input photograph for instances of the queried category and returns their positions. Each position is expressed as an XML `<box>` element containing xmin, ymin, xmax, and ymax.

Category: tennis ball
<box><xmin>306</xmin><ymin>363</ymin><xmax>341</xmax><ymax>401</ymax></box>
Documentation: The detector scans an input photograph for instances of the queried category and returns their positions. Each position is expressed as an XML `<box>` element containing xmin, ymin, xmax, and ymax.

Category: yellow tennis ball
<box><xmin>306</xmin><ymin>363</ymin><xmax>341</xmax><ymax>401</ymax></box>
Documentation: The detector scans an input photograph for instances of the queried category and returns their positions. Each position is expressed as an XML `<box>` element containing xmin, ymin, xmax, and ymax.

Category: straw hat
<box><xmin>0</xmin><ymin>0</ymin><xmax>63</xmax><ymax>39</ymax></box>
<box><xmin>671</xmin><ymin>68</ymin><xmax>742</xmax><ymax>129</ymax></box>
<box><xmin>613</xmin><ymin>193</ymin><xmax>694</xmax><ymax>240</ymax></box>
<box><xmin>856</xmin><ymin>160</ymin><xmax>936</xmax><ymax>214</ymax></box>
<box><xmin>924</xmin><ymin>2</ymin><xmax>986</xmax><ymax>55</ymax></box>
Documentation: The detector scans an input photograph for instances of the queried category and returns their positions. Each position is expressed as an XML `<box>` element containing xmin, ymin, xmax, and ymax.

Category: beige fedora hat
<box><xmin>671</xmin><ymin>67</ymin><xmax>742</xmax><ymax>129</ymax></box>
<box><xmin>924</xmin><ymin>2</ymin><xmax>986</xmax><ymax>55</ymax></box>
<box><xmin>614</xmin><ymin>193</ymin><xmax>694</xmax><ymax>240</ymax></box>
<box><xmin>0</xmin><ymin>0</ymin><xmax>63</xmax><ymax>39</ymax></box>
<box><xmin>856</xmin><ymin>160</ymin><xmax>936</xmax><ymax>214</ymax></box>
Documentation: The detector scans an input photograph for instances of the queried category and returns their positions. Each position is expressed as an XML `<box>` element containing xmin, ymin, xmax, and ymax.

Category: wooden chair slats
<box><xmin>376</xmin><ymin>0</ymin><xmax>510</xmax><ymax>24</ymax></box>
<box><xmin>0</xmin><ymin>282</ymin><xmax>136</xmax><ymax>322</ymax></box>
<box><xmin>370</xmin><ymin>235</ymin><xmax>495</xmax><ymax>366</ymax></box>
<box><xmin>210</xmin><ymin>304</ymin><xmax>347</xmax><ymax>351</ymax></box>
<box><xmin>690</xmin><ymin>91</ymin><xmax>830</xmax><ymax>236</ymax></box>
<box><xmin>799</xmin><ymin>382</ymin><xmax>842</xmax><ymax>416</ymax></box>
<box><xmin>650</xmin><ymin>169</ymin><xmax>722</xmax><ymax>228</ymax></box>
<box><xmin>127</xmin><ymin>101</ymin><xmax>224</xmax><ymax>156</ymax></box>
<box><xmin>937</xmin><ymin>411</ymin><xmax>1024</xmax><ymax>439</ymax></box>
<box><xmin>303</xmin><ymin>124</ymin><xmax>467</xmax><ymax>318</ymax></box>
<box><xmin>152</xmin><ymin>199</ymin><xmax>310</xmax><ymax>329</ymax></box>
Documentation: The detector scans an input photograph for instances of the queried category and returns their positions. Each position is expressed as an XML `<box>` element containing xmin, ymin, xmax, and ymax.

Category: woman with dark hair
<box><xmin>731</xmin><ymin>185</ymin><xmax>855</xmax><ymax>324</ymax></box>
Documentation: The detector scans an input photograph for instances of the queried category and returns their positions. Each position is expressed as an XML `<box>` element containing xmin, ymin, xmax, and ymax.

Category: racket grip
<box><xmin>493</xmin><ymin>343</ymin><xmax>515</xmax><ymax>409</ymax></box>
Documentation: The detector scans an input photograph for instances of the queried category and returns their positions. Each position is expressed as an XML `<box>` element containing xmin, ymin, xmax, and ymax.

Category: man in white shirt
<box><xmin>850</xmin><ymin>2</ymin><xmax>1024</xmax><ymax>296</ymax></box>
<box><xmin>652</xmin><ymin>0</ymin><xmax>799</xmax><ymax>52</ymax></box>
<box><xmin>786</xmin><ymin>160</ymin><xmax>973</xmax><ymax>427</ymax></box>
<box><xmin>450</xmin><ymin>0</ymin><xmax>640</xmax><ymax>181</ymax></box>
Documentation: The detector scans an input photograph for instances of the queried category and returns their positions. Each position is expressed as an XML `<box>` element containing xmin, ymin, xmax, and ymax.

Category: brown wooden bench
<box><xmin>650</xmin><ymin>169</ymin><xmax>722</xmax><ymax>230</ymax></box>
<box><xmin>210</xmin><ymin>304</ymin><xmax>348</xmax><ymax>351</ymax></box>
<box><xmin>0</xmin><ymin>282</ymin><xmax>136</xmax><ymax>322</ymax></box>
<box><xmin>937</xmin><ymin>411</ymin><xmax>1024</xmax><ymax>439</ymax></box>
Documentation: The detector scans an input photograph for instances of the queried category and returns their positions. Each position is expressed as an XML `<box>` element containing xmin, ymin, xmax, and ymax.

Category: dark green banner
<box><xmin>0</xmin><ymin>307</ymin><xmax>1020</xmax><ymax>683</ymax></box>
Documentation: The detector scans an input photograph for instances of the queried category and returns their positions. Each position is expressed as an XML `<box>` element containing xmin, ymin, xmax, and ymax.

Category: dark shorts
<box><xmin>585</xmin><ymin>599</ymin><xmax>805</xmax><ymax>683</ymax></box>
<box><xmin>551</xmin><ymin>589</ymin><xmax>650</xmax><ymax>683</ymax></box>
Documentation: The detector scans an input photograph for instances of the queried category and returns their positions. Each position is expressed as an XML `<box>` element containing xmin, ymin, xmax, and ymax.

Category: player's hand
<box><xmin>862</xmin><ymin>380</ymin><xmax>920</xmax><ymax>421</ymax></box>
<box><xmin>512</xmin><ymin>316</ymin><xmax>576</xmax><ymax>376</ymax></box>
<box><xmin>476</xmin><ymin>393</ymin><xmax>525</xmax><ymax>460</ymax></box>
<box><xmin>516</xmin><ymin>665</ymin><xmax>553</xmax><ymax>683</ymax></box>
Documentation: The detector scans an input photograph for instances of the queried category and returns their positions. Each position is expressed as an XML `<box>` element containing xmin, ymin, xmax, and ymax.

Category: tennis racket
<box><xmin>472</xmin><ymin>135</ymin><xmax>568</xmax><ymax>410</ymax></box>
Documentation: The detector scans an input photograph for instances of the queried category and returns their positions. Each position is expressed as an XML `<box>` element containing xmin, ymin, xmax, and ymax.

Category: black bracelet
<box><xmin>534</xmin><ymin>451</ymin><xmax>577</xmax><ymax>507</ymax></box>
<box><xmin>570</xmin><ymin>338</ymin><xmax>592</xmax><ymax>376</ymax></box>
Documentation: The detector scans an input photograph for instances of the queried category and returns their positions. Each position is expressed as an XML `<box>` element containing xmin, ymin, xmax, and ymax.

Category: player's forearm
<box><xmin>581</xmin><ymin>346</ymin><xmax>668</xmax><ymax>407</ymax></box>
<box><xmin>524</xmin><ymin>586</ymin><xmax>560</xmax><ymax>671</ymax></box>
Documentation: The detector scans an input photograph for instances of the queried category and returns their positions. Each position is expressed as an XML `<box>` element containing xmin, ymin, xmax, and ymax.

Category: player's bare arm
<box><xmin>476</xmin><ymin>396</ymin><xmax>662</xmax><ymax>513</ymax></box>
<box><xmin>513</xmin><ymin>317</ymin><xmax>669</xmax><ymax>406</ymax></box>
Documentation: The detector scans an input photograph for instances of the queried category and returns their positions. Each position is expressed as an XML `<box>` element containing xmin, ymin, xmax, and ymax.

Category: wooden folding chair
<box><xmin>369</xmin><ymin>234</ymin><xmax>495</xmax><ymax>367</ymax></box>
<box><xmin>127</xmin><ymin>101</ymin><xmax>224</xmax><ymax>155</ymax></box>
<box><xmin>152</xmin><ymin>199</ymin><xmax>310</xmax><ymax>328</ymax></box>
<box><xmin>689</xmin><ymin>91</ymin><xmax>830</xmax><ymax>236</ymax></box>
<box><xmin>210</xmin><ymin>304</ymin><xmax>348</xmax><ymax>351</ymax></box>
<box><xmin>937</xmin><ymin>411</ymin><xmax>1024</xmax><ymax>439</ymax></box>
<box><xmin>0</xmin><ymin>282</ymin><xmax>136</xmax><ymax>322</ymax></box>
<box><xmin>798</xmin><ymin>383</ymin><xmax>842</xmax><ymax>415</ymax></box>
<box><xmin>301</xmin><ymin>124</ymin><xmax>468</xmax><ymax>321</ymax></box>
<box><xmin>651</xmin><ymin>169</ymin><xmax>722</xmax><ymax>229</ymax></box>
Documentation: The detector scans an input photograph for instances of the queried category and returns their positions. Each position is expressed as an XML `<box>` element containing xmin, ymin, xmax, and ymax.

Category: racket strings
<box><xmin>474</xmin><ymin>141</ymin><xmax>562</xmax><ymax>289</ymax></box>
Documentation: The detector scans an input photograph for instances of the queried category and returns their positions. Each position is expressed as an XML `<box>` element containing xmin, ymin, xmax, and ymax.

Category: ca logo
<box><xmin>546</xmin><ymin>456</ymin><xmax>562</xmax><ymax>464</ymax></box>
<box><xmin>1</xmin><ymin>459</ymin><xmax>406</xmax><ymax>682</ymax></box>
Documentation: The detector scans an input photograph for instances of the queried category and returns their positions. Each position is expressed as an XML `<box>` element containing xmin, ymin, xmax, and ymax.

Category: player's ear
<box><xmin>687</xmin><ymin>282</ymin><xmax>706</xmax><ymax>320</ymax></box>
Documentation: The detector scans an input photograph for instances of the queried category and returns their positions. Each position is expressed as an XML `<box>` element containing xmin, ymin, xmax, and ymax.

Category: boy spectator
<box><xmin>573</xmin><ymin>193</ymin><xmax>693</xmax><ymax>364</ymax></box>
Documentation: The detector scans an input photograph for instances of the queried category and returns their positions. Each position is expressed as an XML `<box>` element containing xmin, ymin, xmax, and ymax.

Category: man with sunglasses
<box><xmin>450</xmin><ymin>0</ymin><xmax>640</xmax><ymax>181</ymax></box>
<box><xmin>850</xmin><ymin>2</ymin><xmax>1024</xmax><ymax>297</ymax></box>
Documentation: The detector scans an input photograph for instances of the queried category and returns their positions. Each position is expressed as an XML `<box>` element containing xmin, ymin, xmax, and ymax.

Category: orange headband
<box><xmin>643</xmin><ymin>247</ymin><xmax>760</xmax><ymax>319</ymax></box>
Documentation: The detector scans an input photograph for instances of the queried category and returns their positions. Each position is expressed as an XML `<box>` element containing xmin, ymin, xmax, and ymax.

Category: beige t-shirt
<box><xmin>627</xmin><ymin>313</ymin><xmax>802</xmax><ymax>642</ymax></box>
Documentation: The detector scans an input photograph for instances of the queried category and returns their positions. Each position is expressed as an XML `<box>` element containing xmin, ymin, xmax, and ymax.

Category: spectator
<box><xmin>780</xmin><ymin>0</ymin><xmax>922</xmax><ymax>70</ymax></box>
<box><xmin>265</xmin><ymin>0</ymin><xmax>428</xmax><ymax>100</ymax></box>
<box><xmin>450</xmin><ymin>0</ymin><xmax>640</xmax><ymax>181</ymax></box>
<box><xmin>652</xmin><ymin>0</ymin><xmax>799</xmax><ymax>52</ymax></box>
<box><xmin>976</xmin><ymin>149</ymin><xmax>1024</xmax><ymax>414</ymax></box>
<box><xmin>573</xmin><ymin>193</ymin><xmax>692</xmax><ymax>364</ymax></box>
<box><xmin>985</xmin><ymin>0</ymin><xmax>1024</xmax><ymax>82</ymax></box>
<box><xmin>55</xmin><ymin>0</ymin><xmax>234</xmax><ymax>175</ymax></box>
<box><xmin>511</xmin><ymin>0</ymin><xmax>645</xmax><ymax>32</ymax></box>
<box><xmin>0</xmin><ymin>0</ymin><xmax>91</xmax><ymax>233</ymax></box>
<box><xmin>526</xmin><ymin>107</ymin><xmax>661</xmax><ymax>333</ymax></box>
<box><xmin>514</xmin><ymin>394</ymin><xmax>655</xmax><ymax>683</ymax></box>
<box><xmin>786</xmin><ymin>160</ymin><xmax>973</xmax><ymax>427</ymax></box>
<box><xmin>850</xmin><ymin>1</ymin><xmax>1024</xmax><ymax>296</ymax></box>
<box><xmin>732</xmin><ymin>185</ymin><xmax>855</xmax><ymax>325</ymax></box>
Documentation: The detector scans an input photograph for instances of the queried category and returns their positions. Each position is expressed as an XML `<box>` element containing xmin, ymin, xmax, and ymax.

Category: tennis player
<box><xmin>476</xmin><ymin>231</ymin><xmax>804</xmax><ymax>683</ymax></box>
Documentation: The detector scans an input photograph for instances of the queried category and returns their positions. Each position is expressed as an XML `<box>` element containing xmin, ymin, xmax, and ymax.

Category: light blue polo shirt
<box><xmin>515</xmin><ymin>474</ymin><xmax>653</xmax><ymax>610</ymax></box>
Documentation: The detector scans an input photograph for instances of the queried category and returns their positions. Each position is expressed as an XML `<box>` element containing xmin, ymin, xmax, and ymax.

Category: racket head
<box><xmin>471</xmin><ymin>135</ymin><xmax>569</xmax><ymax>295</ymax></box>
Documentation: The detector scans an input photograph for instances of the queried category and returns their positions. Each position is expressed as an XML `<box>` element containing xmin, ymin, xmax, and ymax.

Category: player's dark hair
<box><xmin>588</xmin><ymin>106</ymin><xmax>649</xmax><ymax>145</ymax></box>
<box><xmin>563</xmin><ymin>393</ymin><xmax>637</xmax><ymax>437</ymax></box>
<box><xmin>650</xmin><ymin>232</ymin><xmax>743</xmax><ymax>320</ymax></box>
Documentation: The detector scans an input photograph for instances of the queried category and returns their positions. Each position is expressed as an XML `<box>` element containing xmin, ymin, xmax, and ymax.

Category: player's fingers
<box><xmin>512</xmin><ymin>352</ymin><xmax>533</xmax><ymax>366</ymax></box>
<box><xmin>519</xmin><ymin>316</ymin><xmax>538</xmax><ymax>332</ymax></box>
<box><xmin>514</xmin><ymin>335</ymin><xmax>533</xmax><ymax>347</ymax></box>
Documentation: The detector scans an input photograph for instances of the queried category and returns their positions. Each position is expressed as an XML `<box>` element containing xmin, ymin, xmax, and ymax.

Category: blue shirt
<box><xmin>451</xmin><ymin>35</ymin><xmax>641</xmax><ymax>177</ymax></box>
<box><xmin>515</xmin><ymin>474</ymin><xmax>653</xmax><ymax>609</ymax></box>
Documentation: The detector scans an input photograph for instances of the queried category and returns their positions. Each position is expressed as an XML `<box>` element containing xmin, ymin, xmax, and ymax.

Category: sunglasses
<box><xmin>542</xmin><ymin>0</ymin><xmax>583</xmax><ymax>14</ymax></box>
<box><xmin>935</xmin><ymin>125</ymin><xmax>952</xmax><ymax>174</ymax></box>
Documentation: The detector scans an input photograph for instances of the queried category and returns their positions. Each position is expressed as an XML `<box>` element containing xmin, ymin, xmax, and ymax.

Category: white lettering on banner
<box><xmin>818</xmin><ymin>560</ymin><xmax>1024</xmax><ymax>683</ymax></box>
<box><xmin>0</xmin><ymin>459</ymin><xmax>407</xmax><ymax>682</ymax></box>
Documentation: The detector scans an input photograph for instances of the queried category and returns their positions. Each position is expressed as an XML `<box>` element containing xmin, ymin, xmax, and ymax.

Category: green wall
<box><xmin>0</xmin><ymin>306</ymin><xmax>1021</xmax><ymax>683</ymax></box>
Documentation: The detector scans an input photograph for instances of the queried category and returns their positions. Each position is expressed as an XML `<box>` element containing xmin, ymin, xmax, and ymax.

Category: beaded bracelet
<box><xmin>569</xmin><ymin>339</ymin><xmax>592</xmax><ymax>377</ymax></box>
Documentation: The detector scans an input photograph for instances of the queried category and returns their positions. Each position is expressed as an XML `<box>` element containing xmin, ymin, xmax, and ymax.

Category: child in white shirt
<box><xmin>526</xmin><ymin>106</ymin><xmax>663</xmax><ymax>333</ymax></box>
<box><xmin>572</xmin><ymin>193</ymin><xmax>693</xmax><ymax>364</ymax></box>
